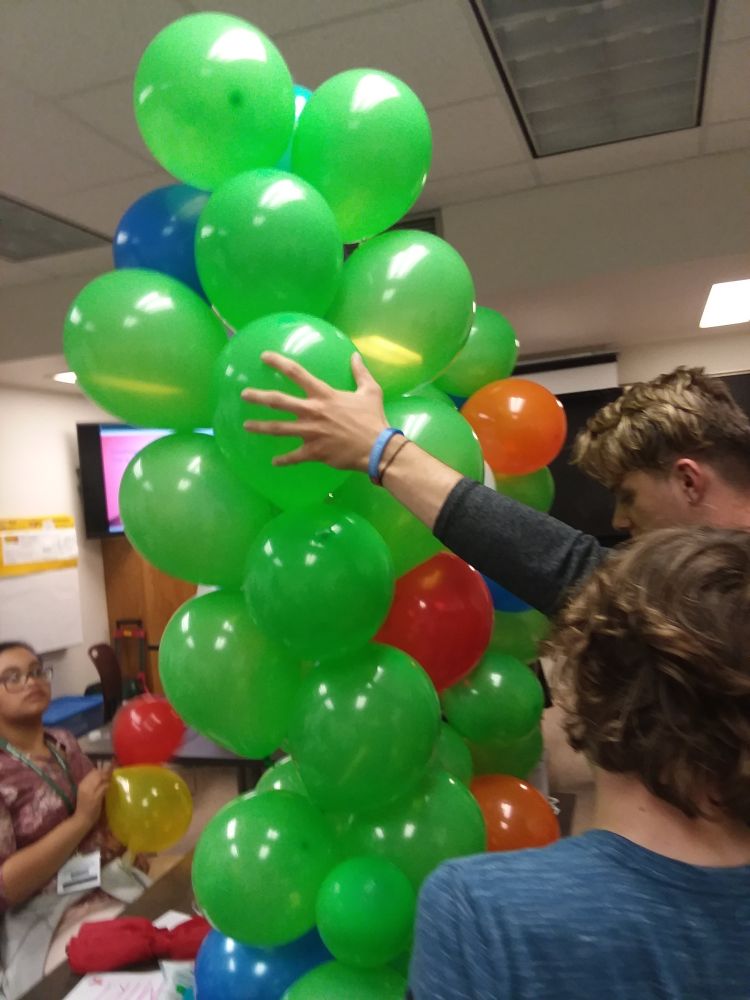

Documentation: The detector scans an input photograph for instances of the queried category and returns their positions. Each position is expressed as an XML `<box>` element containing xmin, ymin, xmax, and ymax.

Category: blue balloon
<box><xmin>194</xmin><ymin>928</ymin><xmax>331</xmax><ymax>1000</ymax></box>
<box><xmin>113</xmin><ymin>184</ymin><xmax>209</xmax><ymax>297</ymax></box>
<box><xmin>483</xmin><ymin>575</ymin><xmax>531</xmax><ymax>613</ymax></box>
<box><xmin>276</xmin><ymin>85</ymin><xmax>312</xmax><ymax>171</ymax></box>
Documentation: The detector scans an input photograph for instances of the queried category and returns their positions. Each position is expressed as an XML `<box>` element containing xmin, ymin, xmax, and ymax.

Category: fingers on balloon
<box><xmin>243</xmin><ymin>419</ymin><xmax>302</xmax><ymax>437</ymax></box>
<box><xmin>240</xmin><ymin>388</ymin><xmax>307</xmax><ymax>414</ymax></box>
<box><xmin>271</xmin><ymin>447</ymin><xmax>308</xmax><ymax>467</ymax></box>
<box><xmin>261</xmin><ymin>351</ymin><xmax>328</xmax><ymax>395</ymax></box>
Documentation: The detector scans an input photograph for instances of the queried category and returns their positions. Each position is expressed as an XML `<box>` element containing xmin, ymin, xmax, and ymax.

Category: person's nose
<box><xmin>612</xmin><ymin>502</ymin><xmax>632</xmax><ymax>534</ymax></box>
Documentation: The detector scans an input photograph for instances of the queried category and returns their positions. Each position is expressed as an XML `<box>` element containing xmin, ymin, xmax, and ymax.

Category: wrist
<box><xmin>367</xmin><ymin>428</ymin><xmax>404</xmax><ymax>484</ymax></box>
<box><xmin>68</xmin><ymin>810</ymin><xmax>94</xmax><ymax>839</ymax></box>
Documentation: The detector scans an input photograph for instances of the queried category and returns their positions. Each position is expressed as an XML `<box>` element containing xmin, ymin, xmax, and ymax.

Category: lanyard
<box><xmin>0</xmin><ymin>737</ymin><xmax>77</xmax><ymax>815</ymax></box>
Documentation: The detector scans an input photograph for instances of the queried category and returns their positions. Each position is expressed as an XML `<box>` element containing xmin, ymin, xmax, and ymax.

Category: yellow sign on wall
<box><xmin>0</xmin><ymin>516</ymin><xmax>79</xmax><ymax>577</ymax></box>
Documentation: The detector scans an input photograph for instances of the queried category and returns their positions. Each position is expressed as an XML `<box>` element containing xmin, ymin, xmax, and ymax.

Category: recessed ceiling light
<box><xmin>51</xmin><ymin>371</ymin><xmax>78</xmax><ymax>384</ymax></box>
<box><xmin>699</xmin><ymin>280</ymin><xmax>750</xmax><ymax>329</ymax></box>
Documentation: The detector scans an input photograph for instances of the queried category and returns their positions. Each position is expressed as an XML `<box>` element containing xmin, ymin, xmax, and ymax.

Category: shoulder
<box><xmin>46</xmin><ymin>728</ymin><xmax>80</xmax><ymax>754</ymax></box>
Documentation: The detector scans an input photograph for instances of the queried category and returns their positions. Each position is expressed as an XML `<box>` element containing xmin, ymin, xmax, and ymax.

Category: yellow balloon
<box><xmin>106</xmin><ymin>766</ymin><xmax>193</xmax><ymax>853</ymax></box>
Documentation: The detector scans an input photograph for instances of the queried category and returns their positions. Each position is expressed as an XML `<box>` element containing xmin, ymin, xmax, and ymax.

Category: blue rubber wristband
<box><xmin>368</xmin><ymin>428</ymin><xmax>404</xmax><ymax>485</ymax></box>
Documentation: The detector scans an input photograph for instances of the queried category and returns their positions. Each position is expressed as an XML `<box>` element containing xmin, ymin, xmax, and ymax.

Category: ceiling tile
<box><xmin>536</xmin><ymin>129</ymin><xmax>701</xmax><ymax>185</ymax></box>
<box><xmin>278</xmin><ymin>0</ymin><xmax>499</xmax><ymax>107</ymax></box>
<box><xmin>0</xmin><ymin>81</ymin><xmax>155</xmax><ymax>205</ymax></box>
<box><xmin>184</xmin><ymin>0</ymin><xmax>397</xmax><ymax>35</ymax></box>
<box><xmin>703</xmin><ymin>118</ymin><xmax>750</xmax><ymax>154</ymax></box>
<box><xmin>0</xmin><ymin>0</ymin><xmax>187</xmax><ymax>98</ymax></box>
<box><xmin>62</xmin><ymin>80</ymin><xmax>150</xmax><ymax>160</ymax></box>
<box><xmin>0</xmin><ymin>260</ymin><xmax>49</xmax><ymax>289</ymax></box>
<box><xmin>43</xmin><ymin>171</ymin><xmax>174</xmax><ymax>236</ymax></box>
<box><xmin>428</xmin><ymin>97</ymin><xmax>529</xmax><ymax>179</ymax></box>
<box><xmin>418</xmin><ymin>162</ymin><xmax>536</xmax><ymax>210</ymax></box>
<box><xmin>714</xmin><ymin>0</ymin><xmax>750</xmax><ymax>41</ymax></box>
<box><xmin>703</xmin><ymin>39</ymin><xmax>750</xmax><ymax>123</ymax></box>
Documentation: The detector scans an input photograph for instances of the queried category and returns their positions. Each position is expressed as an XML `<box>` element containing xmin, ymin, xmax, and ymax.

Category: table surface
<box><xmin>19</xmin><ymin>854</ymin><xmax>195</xmax><ymax>1000</ymax></box>
<box><xmin>80</xmin><ymin>724</ymin><xmax>244</xmax><ymax>764</ymax></box>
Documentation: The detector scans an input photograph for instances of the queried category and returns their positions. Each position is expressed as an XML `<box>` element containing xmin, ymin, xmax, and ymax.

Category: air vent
<box><xmin>471</xmin><ymin>0</ymin><xmax>715</xmax><ymax>157</ymax></box>
<box><xmin>0</xmin><ymin>194</ymin><xmax>109</xmax><ymax>262</ymax></box>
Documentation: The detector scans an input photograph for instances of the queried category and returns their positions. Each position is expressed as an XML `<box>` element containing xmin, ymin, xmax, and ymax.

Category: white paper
<box><xmin>62</xmin><ymin>972</ymin><xmax>164</xmax><ymax>999</ymax></box>
<box><xmin>0</xmin><ymin>566</ymin><xmax>82</xmax><ymax>653</ymax></box>
<box><xmin>1</xmin><ymin>527</ymin><xmax>78</xmax><ymax>566</ymax></box>
<box><xmin>58</xmin><ymin>851</ymin><xmax>101</xmax><ymax>895</ymax></box>
<box><xmin>152</xmin><ymin>910</ymin><xmax>191</xmax><ymax>931</ymax></box>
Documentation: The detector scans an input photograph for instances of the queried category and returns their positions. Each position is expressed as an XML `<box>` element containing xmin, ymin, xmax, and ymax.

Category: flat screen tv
<box><xmin>76</xmin><ymin>424</ymin><xmax>173</xmax><ymax>538</ymax></box>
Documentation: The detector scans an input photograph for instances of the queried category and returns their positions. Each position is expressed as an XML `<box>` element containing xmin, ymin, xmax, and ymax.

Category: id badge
<box><xmin>57</xmin><ymin>850</ymin><xmax>101</xmax><ymax>895</ymax></box>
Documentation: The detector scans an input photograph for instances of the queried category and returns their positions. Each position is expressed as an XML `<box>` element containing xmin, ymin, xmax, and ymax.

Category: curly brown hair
<box><xmin>571</xmin><ymin>367</ymin><xmax>750</xmax><ymax>490</ymax></box>
<box><xmin>549</xmin><ymin>527</ymin><xmax>750</xmax><ymax>824</ymax></box>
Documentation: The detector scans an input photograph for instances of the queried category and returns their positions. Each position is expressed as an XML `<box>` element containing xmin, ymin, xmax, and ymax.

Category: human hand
<box><xmin>74</xmin><ymin>767</ymin><xmax>111</xmax><ymax>831</ymax></box>
<box><xmin>241</xmin><ymin>352</ymin><xmax>388</xmax><ymax>473</ymax></box>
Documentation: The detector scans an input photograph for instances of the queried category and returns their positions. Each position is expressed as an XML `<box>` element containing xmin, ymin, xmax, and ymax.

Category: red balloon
<box><xmin>470</xmin><ymin>774</ymin><xmax>560</xmax><ymax>852</ymax></box>
<box><xmin>112</xmin><ymin>694</ymin><xmax>186</xmax><ymax>766</ymax></box>
<box><xmin>375</xmin><ymin>552</ymin><xmax>493</xmax><ymax>691</ymax></box>
<box><xmin>461</xmin><ymin>378</ymin><xmax>567</xmax><ymax>476</ymax></box>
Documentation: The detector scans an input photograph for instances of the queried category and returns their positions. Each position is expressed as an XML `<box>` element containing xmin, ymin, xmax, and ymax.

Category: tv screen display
<box><xmin>76</xmin><ymin>424</ymin><xmax>172</xmax><ymax>537</ymax></box>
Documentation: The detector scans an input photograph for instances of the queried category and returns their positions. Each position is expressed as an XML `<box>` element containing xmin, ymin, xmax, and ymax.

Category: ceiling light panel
<box><xmin>475</xmin><ymin>0</ymin><xmax>714</xmax><ymax>156</ymax></box>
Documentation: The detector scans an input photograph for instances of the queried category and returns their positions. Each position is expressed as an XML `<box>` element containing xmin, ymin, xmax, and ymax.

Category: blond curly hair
<box><xmin>550</xmin><ymin>527</ymin><xmax>750</xmax><ymax>824</ymax></box>
<box><xmin>572</xmin><ymin>367</ymin><xmax>750</xmax><ymax>489</ymax></box>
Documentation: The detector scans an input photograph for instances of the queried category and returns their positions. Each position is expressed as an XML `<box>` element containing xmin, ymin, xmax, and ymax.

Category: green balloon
<box><xmin>283</xmin><ymin>962</ymin><xmax>406</xmax><ymax>1000</ymax></box>
<box><xmin>494</xmin><ymin>466</ymin><xmax>555</xmax><ymax>514</ymax></box>
<box><xmin>327</xmin><ymin>230</ymin><xmax>475</xmax><ymax>396</ymax></box>
<box><xmin>442</xmin><ymin>649</ymin><xmax>544</xmax><ymax>745</ymax></box>
<box><xmin>64</xmin><ymin>269</ymin><xmax>226</xmax><ymax>429</ymax></box>
<box><xmin>255</xmin><ymin>756</ymin><xmax>308</xmax><ymax>797</ymax></box>
<box><xmin>288</xmin><ymin>643</ymin><xmax>440</xmax><ymax>812</ymax></box>
<box><xmin>120</xmin><ymin>432</ymin><xmax>274</xmax><ymax>588</ymax></box>
<box><xmin>435</xmin><ymin>722</ymin><xmax>473</xmax><ymax>785</ymax></box>
<box><xmin>405</xmin><ymin>383</ymin><xmax>458</xmax><ymax>409</ymax></box>
<box><xmin>436</xmin><ymin>306</ymin><xmax>519</xmax><ymax>397</ymax></box>
<box><xmin>316</xmin><ymin>857</ymin><xmax>415</xmax><ymax>968</ymax></box>
<box><xmin>133</xmin><ymin>13</ymin><xmax>294</xmax><ymax>189</ymax></box>
<box><xmin>490</xmin><ymin>608</ymin><xmax>550</xmax><ymax>663</ymax></box>
<box><xmin>195</xmin><ymin>169</ymin><xmax>343</xmax><ymax>329</ymax></box>
<box><xmin>193</xmin><ymin>790</ymin><xmax>337</xmax><ymax>946</ymax></box>
<box><xmin>291</xmin><ymin>69</ymin><xmax>431</xmax><ymax>243</ymax></box>
<box><xmin>338</xmin><ymin>768</ymin><xmax>486</xmax><ymax>890</ymax></box>
<box><xmin>470</xmin><ymin>726</ymin><xmax>544</xmax><ymax>779</ymax></box>
<box><xmin>160</xmin><ymin>591</ymin><xmax>301</xmax><ymax>758</ymax></box>
<box><xmin>244</xmin><ymin>507</ymin><xmax>395</xmax><ymax>659</ymax></box>
<box><xmin>330</xmin><ymin>395</ymin><xmax>483</xmax><ymax>576</ymax></box>
<box><xmin>214</xmin><ymin>312</ymin><xmax>356</xmax><ymax>508</ymax></box>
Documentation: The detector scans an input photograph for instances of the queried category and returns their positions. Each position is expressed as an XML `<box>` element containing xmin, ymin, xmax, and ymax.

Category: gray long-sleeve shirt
<box><xmin>434</xmin><ymin>479</ymin><xmax>606</xmax><ymax>617</ymax></box>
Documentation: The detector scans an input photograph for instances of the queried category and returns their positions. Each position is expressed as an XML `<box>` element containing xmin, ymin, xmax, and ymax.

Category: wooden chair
<box><xmin>87</xmin><ymin>643</ymin><xmax>123</xmax><ymax>723</ymax></box>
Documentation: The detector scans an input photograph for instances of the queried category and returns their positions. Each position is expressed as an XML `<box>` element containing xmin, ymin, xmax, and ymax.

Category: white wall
<box><xmin>0</xmin><ymin>386</ymin><xmax>111</xmax><ymax>696</ymax></box>
<box><xmin>618</xmin><ymin>329</ymin><xmax>750</xmax><ymax>383</ymax></box>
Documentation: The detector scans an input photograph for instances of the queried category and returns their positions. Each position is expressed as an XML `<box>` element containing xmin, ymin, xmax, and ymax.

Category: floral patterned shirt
<box><xmin>0</xmin><ymin>729</ymin><xmax>122</xmax><ymax>910</ymax></box>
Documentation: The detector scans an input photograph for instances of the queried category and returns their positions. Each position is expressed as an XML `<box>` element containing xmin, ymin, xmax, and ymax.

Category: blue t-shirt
<box><xmin>409</xmin><ymin>830</ymin><xmax>750</xmax><ymax>999</ymax></box>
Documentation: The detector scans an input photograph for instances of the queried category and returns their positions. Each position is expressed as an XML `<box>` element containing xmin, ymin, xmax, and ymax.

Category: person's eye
<box><xmin>2</xmin><ymin>671</ymin><xmax>21</xmax><ymax>686</ymax></box>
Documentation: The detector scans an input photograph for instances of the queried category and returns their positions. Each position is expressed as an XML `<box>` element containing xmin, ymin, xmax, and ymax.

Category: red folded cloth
<box><xmin>67</xmin><ymin>915</ymin><xmax>211</xmax><ymax>973</ymax></box>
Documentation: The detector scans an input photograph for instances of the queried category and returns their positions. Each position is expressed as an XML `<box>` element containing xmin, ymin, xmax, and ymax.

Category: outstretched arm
<box><xmin>242</xmin><ymin>353</ymin><xmax>605</xmax><ymax>614</ymax></box>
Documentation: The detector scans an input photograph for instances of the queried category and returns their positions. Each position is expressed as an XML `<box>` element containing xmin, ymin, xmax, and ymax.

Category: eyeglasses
<box><xmin>0</xmin><ymin>664</ymin><xmax>54</xmax><ymax>693</ymax></box>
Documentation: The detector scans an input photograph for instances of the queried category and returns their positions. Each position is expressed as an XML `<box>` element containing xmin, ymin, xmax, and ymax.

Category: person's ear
<box><xmin>672</xmin><ymin>458</ymin><xmax>706</xmax><ymax>505</ymax></box>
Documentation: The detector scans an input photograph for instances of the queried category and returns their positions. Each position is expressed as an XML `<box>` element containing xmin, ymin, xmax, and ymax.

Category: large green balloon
<box><xmin>160</xmin><ymin>591</ymin><xmax>301</xmax><ymax>758</ymax></box>
<box><xmin>442</xmin><ymin>650</ymin><xmax>544</xmax><ymax>745</ymax></box>
<box><xmin>435</xmin><ymin>722</ymin><xmax>473</xmax><ymax>786</ymax></box>
<box><xmin>490</xmin><ymin>608</ymin><xmax>550</xmax><ymax>663</ymax></box>
<box><xmin>63</xmin><ymin>269</ymin><xmax>226</xmax><ymax>429</ymax></box>
<box><xmin>291</xmin><ymin>69</ymin><xmax>431</xmax><ymax>243</ymax></box>
<box><xmin>133</xmin><ymin>13</ymin><xmax>294</xmax><ymax>189</ymax></box>
<box><xmin>288</xmin><ymin>643</ymin><xmax>440</xmax><ymax>812</ymax></box>
<box><xmin>120</xmin><ymin>432</ymin><xmax>274</xmax><ymax>588</ymax></box>
<box><xmin>244</xmin><ymin>507</ymin><xmax>394</xmax><ymax>659</ymax></box>
<box><xmin>470</xmin><ymin>726</ymin><xmax>544</xmax><ymax>778</ymax></box>
<box><xmin>494</xmin><ymin>466</ymin><xmax>555</xmax><ymax>514</ymax></box>
<box><xmin>327</xmin><ymin>230</ymin><xmax>475</xmax><ymax>396</ymax></box>
<box><xmin>316</xmin><ymin>857</ymin><xmax>415</xmax><ymax>968</ymax></box>
<box><xmin>338</xmin><ymin>768</ymin><xmax>486</xmax><ymax>889</ymax></box>
<box><xmin>435</xmin><ymin>306</ymin><xmax>519</xmax><ymax>397</ymax></box>
<box><xmin>330</xmin><ymin>395</ymin><xmax>483</xmax><ymax>575</ymax></box>
<box><xmin>193</xmin><ymin>790</ymin><xmax>337</xmax><ymax>946</ymax></box>
<box><xmin>283</xmin><ymin>962</ymin><xmax>406</xmax><ymax>1000</ymax></box>
<box><xmin>214</xmin><ymin>313</ymin><xmax>356</xmax><ymax>508</ymax></box>
<box><xmin>405</xmin><ymin>383</ymin><xmax>458</xmax><ymax>409</ymax></box>
<box><xmin>255</xmin><ymin>756</ymin><xmax>308</xmax><ymax>797</ymax></box>
<box><xmin>195</xmin><ymin>169</ymin><xmax>343</xmax><ymax>329</ymax></box>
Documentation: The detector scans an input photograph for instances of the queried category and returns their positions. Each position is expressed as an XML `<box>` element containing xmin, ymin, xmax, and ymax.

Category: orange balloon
<box><xmin>461</xmin><ymin>378</ymin><xmax>567</xmax><ymax>476</ymax></box>
<box><xmin>470</xmin><ymin>774</ymin><xmax>560</xmax><ymax>852</ymax></box>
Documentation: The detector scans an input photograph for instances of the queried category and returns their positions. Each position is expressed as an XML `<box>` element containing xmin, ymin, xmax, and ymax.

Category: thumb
<box><xmin>352</xmin><ymin>352</ymin><xmax>378</xmax><ymax>391</ymax></box>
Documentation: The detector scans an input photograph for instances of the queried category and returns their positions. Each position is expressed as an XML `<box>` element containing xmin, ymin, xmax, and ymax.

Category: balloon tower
<box><xmin>63</xmin><ymin>13</ymin><xmax>568</xmax><ymax>998</ymax></box>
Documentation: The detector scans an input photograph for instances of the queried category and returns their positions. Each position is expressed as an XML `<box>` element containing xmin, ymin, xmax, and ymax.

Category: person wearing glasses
<box><xmin>0</xmin><ymin>641</ymin><xmax>148</xmax><ymax>999</ymax></box>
